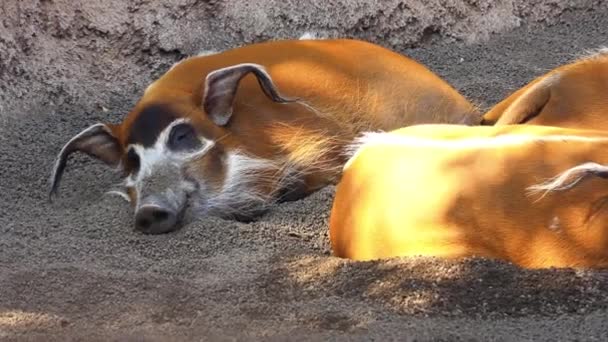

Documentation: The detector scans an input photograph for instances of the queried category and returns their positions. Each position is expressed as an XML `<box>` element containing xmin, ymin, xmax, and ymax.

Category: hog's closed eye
<box><xmin>126</xmin><ymin>148</ymin><xmax>140</xmax><ymax>174</ymax></box>
<box><xmin>168</xmin><ymin>123</ymin><xmax>201</xmax><ymax>150</ymax></box>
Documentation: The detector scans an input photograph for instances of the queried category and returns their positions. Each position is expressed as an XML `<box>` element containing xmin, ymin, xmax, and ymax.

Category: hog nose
<box><xmin>134</xmin><ymin>205</ymin><xmax>179</xmax><ymax>234</ymax></box>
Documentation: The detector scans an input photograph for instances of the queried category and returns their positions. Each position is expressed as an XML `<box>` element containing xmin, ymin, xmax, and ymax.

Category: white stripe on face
<box><xmin>123</xmin><ymin>118</ymin><xmax>214</xmax><ymax>206</ymax></box>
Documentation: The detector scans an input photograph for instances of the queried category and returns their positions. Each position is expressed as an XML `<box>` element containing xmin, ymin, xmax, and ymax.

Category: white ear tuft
<box><xmin>526</xmin><ymin>162</ymin><xmax>608</xmax><ymax>200</ymax></box>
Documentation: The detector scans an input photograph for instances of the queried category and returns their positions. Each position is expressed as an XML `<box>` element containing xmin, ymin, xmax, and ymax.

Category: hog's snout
<box><xmin>134</xmin><ymin>205</ymin><xmax>179</xmax><ymax>234</ymax></box>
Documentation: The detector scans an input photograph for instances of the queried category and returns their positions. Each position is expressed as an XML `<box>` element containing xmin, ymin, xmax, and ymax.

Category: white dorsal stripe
<box><xmin>351</xmin><ymin>131</ymin><xmax>608</xmax><ymax>152</ymax></box>
<box><xmin>299</xmin><ymin>32</ymin><xmax>318</xmax><ymax>40</ymax></box>
<box><xmin>343</xmin><ymin>130</ymin><xmax>608</xmax><ymax>171</ymax></box>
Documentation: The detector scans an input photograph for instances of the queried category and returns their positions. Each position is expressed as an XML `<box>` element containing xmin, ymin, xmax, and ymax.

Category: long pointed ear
<box><xmin>486</xmin><ymin>75</ymin><xmax>557</xmax><ymax>125</ymax></box>
<box><xmin>202</xmin><ymin>63</ymin><xmax>298</xmax><ymax>126</ymax></box>
<box><xmin>49</xmin><ymin>123</ymin><xmax>122</xmax><ymax>199</ymax></box>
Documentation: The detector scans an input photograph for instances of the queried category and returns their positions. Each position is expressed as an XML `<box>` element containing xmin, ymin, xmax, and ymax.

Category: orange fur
<box><xmin>330</xmin><ymin>124</ymin><xmax>608</xmax><ymax>269</ymax></box>
<box><xmin>482</xmin><ymin>49</ymin><xmax>608</xmax><ymax>128</ymax></box>
<box><xmin>51</xmin><ymin>38</ymin><xmax>481</xmax><ymax>230</ymax></box>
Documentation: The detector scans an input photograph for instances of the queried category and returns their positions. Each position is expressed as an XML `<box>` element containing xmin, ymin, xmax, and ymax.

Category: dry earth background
<box><xmin>2</xmin><ymin>0</ymin><xmax>608</xmax><ymax>341</ymax></box>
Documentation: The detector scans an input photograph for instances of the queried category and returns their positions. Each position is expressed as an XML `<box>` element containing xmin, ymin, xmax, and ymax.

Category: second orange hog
<box><xmin>482</xmin><ymin>48</ymin><xmax>608</xmax><ymax>129</ymax></box>
<box><xmin>330</xmin><ymin>124</ymin><xmax>608</xmax><ymax>269</ymax></box>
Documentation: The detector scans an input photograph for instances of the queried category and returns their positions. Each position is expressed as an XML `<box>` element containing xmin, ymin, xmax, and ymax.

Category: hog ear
<box><xmin>49</xmin><ymin>123</ymin><xmax>122</xmax><ymax>200</ymax></box>
<box><xmin>489</xmin><ymin>75</ymin><xmax>556</xmax><ymax>126</ymax></box>
<box><xmin>202</xmin><ymin>63</ymin><xmax>298</xmax><ymax>126</ymax></box>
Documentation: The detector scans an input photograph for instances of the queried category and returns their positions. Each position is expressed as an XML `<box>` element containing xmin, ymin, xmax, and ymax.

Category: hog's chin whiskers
<box><xmin>186</xmin><ymin>127</ymin><xmax>350</xmax><ymax>220</ymax></box>
<box><xmin>188</xmin><ymin>151</ymin><xmax>297</xmax><ymax>219</ymax></box>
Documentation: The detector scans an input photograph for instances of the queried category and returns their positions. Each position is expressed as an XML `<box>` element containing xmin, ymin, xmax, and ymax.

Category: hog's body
<box><xmin>51</xmin><ymin>38</ymin><xmax>479</xmax><ymax>233</ymax></box>
<box><xmin>331</xmin><ymin>124</ymin><xmax>608</xmax><ymax>269</ymax></box>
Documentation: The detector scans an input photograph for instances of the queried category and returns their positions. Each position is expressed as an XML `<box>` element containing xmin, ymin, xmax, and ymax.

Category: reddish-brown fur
<box><xmin>51</xmin><ymin>38</ymin><xmax>480</xmax><ymax>231</ymax></box>
<box><xmin>482</xmin><ymin>49</ymin><xmax>608</xmax><ymax>128</ymax></box>
<box><xmin>117</xmin><ymin>38</ymin><xmax>479</xmax><ymax>190</ymax></box>
<box><xmin>330</xmin><ymin>124</ymin><xmax>608</xmax><ymax>269</ymax></box>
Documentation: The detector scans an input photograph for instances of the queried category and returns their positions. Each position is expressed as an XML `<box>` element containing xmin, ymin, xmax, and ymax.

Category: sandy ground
<box><xmin>3</xmin><ymin>5</ymin><xmax>608</xmax><ymax>342</ymax></box>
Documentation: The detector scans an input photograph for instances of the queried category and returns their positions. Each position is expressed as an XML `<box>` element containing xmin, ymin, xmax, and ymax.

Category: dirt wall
<box><xmin>0</xmin><ymin>0</ymin><xmax>601</xmax><ymax>120</ymax></box>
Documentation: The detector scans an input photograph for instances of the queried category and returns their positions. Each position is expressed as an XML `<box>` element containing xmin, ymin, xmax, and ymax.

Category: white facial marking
<box><xmin>194</xmin><ymin>150</ymin><xmax>298</xmax><ymax>218</ymax></box>
<box><xmin>223</xmin><ymin>152</ymin><xmax>278</xmax><ymax>193</ymax></box>
<box><xmin>124</xmin><ymin>118</ymin><xmax>214</xmax><ymax>197</ymax></box>
<box><xmin>206</xmin><ymin>152</ymin><xmax>276</xmax><ymax>208</ymax></box>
